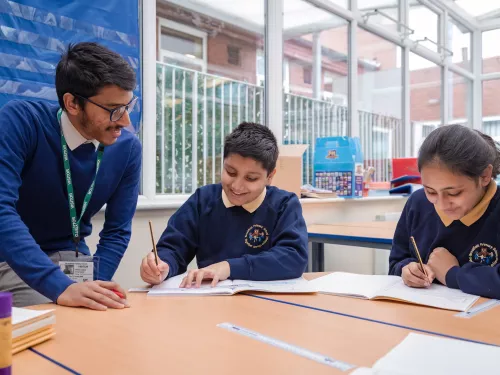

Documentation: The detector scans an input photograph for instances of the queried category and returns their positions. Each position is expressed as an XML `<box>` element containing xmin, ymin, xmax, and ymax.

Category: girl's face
<box><xmin>421</xmin><ymin>162</ymin><xmax>492</xmax><ymax>221</ymax></box>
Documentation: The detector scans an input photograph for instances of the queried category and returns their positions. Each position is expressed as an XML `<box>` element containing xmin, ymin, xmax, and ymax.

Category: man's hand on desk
<box><xmin>140</xmin><ymin>252</ymin><xmax>170</xmax><ymax>285</ymax></box>
<box><xmin>57</xmin><ymin>281</ymin><xmax>129</xmax><ymax>311</ymax></box>
<box><xmin>179</xmin><ymin>261</ymin><xmax>230</xmax><ymax>288</ymax></box>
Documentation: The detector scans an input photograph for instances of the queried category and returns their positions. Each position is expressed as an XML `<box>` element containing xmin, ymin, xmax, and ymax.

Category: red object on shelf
<box><xmin>392</xmin><ymin>158</ymin><xmax>419</xmax><ymax>180</ymax></box>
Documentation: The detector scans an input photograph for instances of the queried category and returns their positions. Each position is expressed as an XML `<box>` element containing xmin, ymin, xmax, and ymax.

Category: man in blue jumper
<box><xmin>0</xmin><ymin>42</ymin><xmax>142</xmax><ymax>309</ymax></box>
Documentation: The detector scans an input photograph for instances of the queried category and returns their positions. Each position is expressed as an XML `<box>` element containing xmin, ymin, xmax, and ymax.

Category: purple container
<box><xmin>0</xmin><ymin>292</ymin><xmax>12</xmax><ymax>375</ymax></box>
<box><xmin>0</xmin><ymin>292</ymin><xmax>11</xmax><ymax>319</ymax></box>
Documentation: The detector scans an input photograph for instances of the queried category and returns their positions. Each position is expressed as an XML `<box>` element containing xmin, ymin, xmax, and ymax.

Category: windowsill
<box><xmin>299</xmin><ymin>195</ymin><xmax>407</xmax><ymax>205</ymax></box>
<box><xmin>136</xmin><ymin>194</ymin><xmax>192</xmax><ymax>211</ymax></box>
<box><xmin>134</xmin><ymin>193</ymin><xmax>407</xmax><ymax>211</ymax></box>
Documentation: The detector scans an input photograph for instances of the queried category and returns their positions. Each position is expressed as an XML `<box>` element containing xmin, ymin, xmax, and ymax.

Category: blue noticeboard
<box><xmin>0</xmin><ymin>0</ymin><xmax>141</xmax><ymax>133</ymax></box>
<box><xmin>313</xmin><ymin>137</ymin><xmax>364</xmax><ymax>198</ymax></box>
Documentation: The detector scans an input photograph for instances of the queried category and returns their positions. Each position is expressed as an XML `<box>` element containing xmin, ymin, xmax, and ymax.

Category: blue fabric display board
<box><xmin>0</xmin><ymin>0</ymin><xmax>141</xmax><ymax>132</ymax></box>
<box><xmin>313</xmin><ymin>136</ymin><xmax>364</xmax><ymax>198</ymax></box>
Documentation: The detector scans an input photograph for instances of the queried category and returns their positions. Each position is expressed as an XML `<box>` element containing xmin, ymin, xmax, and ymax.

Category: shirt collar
<box><xmin>60</xmin><ymin>110</ymin><xmax>100</xmax><ymax>151</ymax></box>
<box><xmin>221</xmin><ymin>187</ymin><xmax>267</xmax><ymax>213</ymax></box>
<box><xmin>435</xmin><ymin>180</ymin><xmax>497</xmax><ymax>227</ymax></box>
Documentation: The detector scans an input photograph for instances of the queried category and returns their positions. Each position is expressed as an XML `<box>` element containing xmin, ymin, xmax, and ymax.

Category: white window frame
<box><xmin>372</xmin><ymin>126</ymin><xmax>393</xmax><ymax>160</ymax></box>
<box><xmin>157</xmin><ymin>17</ymin><xmax>208</xmax><ymax>72</ymax></box>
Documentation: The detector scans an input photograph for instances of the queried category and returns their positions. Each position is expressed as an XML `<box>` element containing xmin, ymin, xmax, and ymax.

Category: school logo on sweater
<box><xmin>245</xmin><ymin>224</ymin><xmax>269</xmax><ymax>248</ymax></box>
<box><xmin>469</xmin><ymin>243</ymin><xmax>498</xmax><ymax>266</ymax></box>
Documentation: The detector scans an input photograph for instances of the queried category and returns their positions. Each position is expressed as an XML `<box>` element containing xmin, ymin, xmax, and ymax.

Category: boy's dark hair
<box><xmin>55</xmin><ymin>42</ymin><xmax>136</xmax><ymax>110</ymax></box>
<box><xmin>418</xmin><ymin>124</ymin><xmax>500</xmax><ymax>179</ymax></box>
<box><xmin>223</xmin><ymin>122</ymin><xmax>279</xmax><ymax>175</ymax></box>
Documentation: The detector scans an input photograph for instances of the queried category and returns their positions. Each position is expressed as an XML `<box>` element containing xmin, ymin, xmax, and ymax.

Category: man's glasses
<box><xmin>73</xmin><ymin>93</ymin><xmax>138</xmax><ymax>122</ymax></box>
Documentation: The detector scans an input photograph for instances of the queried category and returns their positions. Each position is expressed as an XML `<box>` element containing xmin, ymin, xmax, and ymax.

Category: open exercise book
<box><xmin>12</xmin><ymin>307</ymin><xmax>56</xmax><ymax>354</ymax></box>
<box><xmin>350</xmin><ymin>332</ymin><xmax>500</xmax><ymax>375</ymax></box>
<box><xmin>139</xmin><ymin>273</ymin><xmax>317</xmax><ymax>296</ymax></box>
<box><xmin>309</xmin><ymin>272</ymin><xmax>479</xmax><ymax>312</ymax></box>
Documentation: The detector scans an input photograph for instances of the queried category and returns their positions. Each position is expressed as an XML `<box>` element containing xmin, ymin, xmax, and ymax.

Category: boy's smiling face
<box><xmin>222</xmin><ymin>153</ymin><xmax>276</xmax><ymax>206</ymax></box>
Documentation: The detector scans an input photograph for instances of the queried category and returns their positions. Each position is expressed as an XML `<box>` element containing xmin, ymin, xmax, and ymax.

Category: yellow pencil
<box><xmin>148</xmin><ymin>220</ymin><xmax>159</xmax><ymax>266</ymax></box>
<box><xmin>410</xmin><ymin>236</ymin><xmax>428</xmax><ymax>278</ymax></box>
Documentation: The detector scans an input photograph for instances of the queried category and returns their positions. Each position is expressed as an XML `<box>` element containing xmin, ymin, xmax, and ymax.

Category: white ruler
<box><xmin>218</xmin><ymin>322</ymin><xmax>355</xmax><ymax>371</ymax></box>
<box><xmin>455</xmin><ymin>299</ymin><xmax>500</xmax><ymax>318</ymax></box>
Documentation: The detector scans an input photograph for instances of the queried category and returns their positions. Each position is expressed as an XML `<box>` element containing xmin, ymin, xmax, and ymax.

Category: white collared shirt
<box><xmin>221</xmin><ymin>187</ymin><xmax>267</xmax><ymax>213</ymax></box>
<box><xmin>60</xmin><ymin>110</ymin><xmax>100</xmax><ymax>151</ymax></box>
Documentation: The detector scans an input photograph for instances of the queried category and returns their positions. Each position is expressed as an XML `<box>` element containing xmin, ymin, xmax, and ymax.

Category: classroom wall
<box><xmin>86</xmin><ymin>197</ymin><xmax>407</xmax><ymax>288</ymax></box>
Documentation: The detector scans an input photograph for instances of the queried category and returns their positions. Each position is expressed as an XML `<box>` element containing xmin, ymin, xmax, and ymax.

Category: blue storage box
<box><xmin>313</xmin><ymin>137</ymin><xmax>364</xmax><ymax>198</ymax></box>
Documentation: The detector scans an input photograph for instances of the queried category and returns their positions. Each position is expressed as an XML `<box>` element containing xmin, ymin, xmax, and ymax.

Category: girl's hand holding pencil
<box><xmin>402</xmin><ymin>236</ymin><xmax>435</xmax><ymax>288</ymax></box>
<box><xmin>402</xmin><ymin>262</ymin><xmax>435</xmax><ymax>288</ymax></box>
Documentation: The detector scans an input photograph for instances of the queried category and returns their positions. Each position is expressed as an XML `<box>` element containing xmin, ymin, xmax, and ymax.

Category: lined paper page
<box><xmin>380</xmin><ymin>280</ymin><xmax>479</xmax><ymax>312</ymax></box>
<box><xmin>309</xmin><ymin>273</ymin><xmax>400</xmax><ymax>299</ymax></box>
<box><xmin>151</xmin><ymin>272</ymin><xmax>234</xmax><ymax>290</ymax></box>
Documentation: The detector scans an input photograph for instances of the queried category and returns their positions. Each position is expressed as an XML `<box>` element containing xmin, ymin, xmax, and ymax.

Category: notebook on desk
<box><xmin>12</xmin><ymin>307</ymin><xmax>56</xmax><ymax>354</ymax></box>
<box><xmin>350</xmin><ymin>332</ymin><xmax>500</xmax><ymax>375</ymax></box>
<box><xmin>309</xmin><ymin>272</ymin><xmax>479</xmax><ymax>312</ymax></box>
<box><xmin>146</xmin><ymin>273</ymin><xmax>317</xmax><ymax>296</ymax></box>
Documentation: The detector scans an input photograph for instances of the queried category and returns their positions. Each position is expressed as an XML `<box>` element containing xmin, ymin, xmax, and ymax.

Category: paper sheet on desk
<box><xmin>351</xmin><ymin>333</ymin><xmax>500</xmax><ymax>375</ymax></box>
<box><xmin>147</xmin><ymin>272</ymin><xmax>317</xmax><ymax>295</ymax></box>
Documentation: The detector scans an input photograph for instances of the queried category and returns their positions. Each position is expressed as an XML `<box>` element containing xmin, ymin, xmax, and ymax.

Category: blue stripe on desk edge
<box><xmin>29</xmin><ymin>348</ymin><xmax>81</xmax><ymax>374</ymax></box>
<box><xmin>244</xmin><ymin>294</ymin><xmax>499</xmax><ymax>347</ymax></box>
<box><xmin>308</xmin><ymin>232</ymin><xmax>393</xmax><ymax>245</ymax></box>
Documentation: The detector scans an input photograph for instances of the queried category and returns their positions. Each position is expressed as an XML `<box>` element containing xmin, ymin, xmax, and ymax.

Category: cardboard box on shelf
<box><xmin>271</xmin><ymin>144</ymin><xmax>308</xmax><ymax>197</ymax></box>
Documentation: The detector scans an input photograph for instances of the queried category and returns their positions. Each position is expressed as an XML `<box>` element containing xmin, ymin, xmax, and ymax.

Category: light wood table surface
<box><xmin>13</xmin><ymin>272</ymin><xmax>498</xmax><ymax>374</ymax></box>
<box><xmin>10</xmin><ymin>289</ymin><xmax>432</xmax><ymax>375</ymax></box>
<box><xmin>12</xmin><ymin>348</ymin><xmax>70</xmax><ymax>374</ymax></box>
<box><xmin>262</xmin><ymin>273</ymin><xmax>500</xmax><ymax>346</ymax></box>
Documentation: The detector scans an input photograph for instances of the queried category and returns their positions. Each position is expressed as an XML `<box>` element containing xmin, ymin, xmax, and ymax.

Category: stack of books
<box><xmin>12</xmin><ymin>307</ymin><xmax>55</xmax><ymax>354</ymax></box>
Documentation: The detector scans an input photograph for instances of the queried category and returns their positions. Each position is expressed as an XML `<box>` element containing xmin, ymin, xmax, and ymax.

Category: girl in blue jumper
<box><xmin>389</xmin><ymin>124</ymin><xmax>500</xmax><ymax>299</ymax></box>
<box><xmin>140</xmin><ymin>123</ymin><xmax>308</xmax><ymax>288</ymax></box>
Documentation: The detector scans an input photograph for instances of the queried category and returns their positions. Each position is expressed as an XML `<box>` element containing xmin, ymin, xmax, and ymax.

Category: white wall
<box><xmin>86</xmin><ymin>196</ymin><xmax>407</xmax><ymax>289</ymax></box>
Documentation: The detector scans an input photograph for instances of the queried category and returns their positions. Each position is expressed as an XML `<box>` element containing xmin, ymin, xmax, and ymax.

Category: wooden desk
<box><xmin>12</xmin><ymin>348</ymin><xmax>70</xmax><ymax>374</ymax></box>
<box><xmin>11</xmin><ymin>291</ymin><xmax>454</xmax><ymax>375</ymax></box>
<box><xmin>13</xmin><ymin>273</ymin><xmax>500</xmax><ymax>374</ymax></box>
<box><xmin>259</xmin><ymin>273</ymin><xmax>500</xmax><ymax>347</ymax></box>
<box><xmin>308</xmin><ymin>222</ymin><xmax>397</xmax><ymax>272</ymax></box>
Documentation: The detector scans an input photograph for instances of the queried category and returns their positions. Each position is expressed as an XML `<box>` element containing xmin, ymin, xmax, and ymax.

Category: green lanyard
<box><xmin>57</xmin><ymin>109</ymin><xmax>104</xmax><ymax>256</ymax></box>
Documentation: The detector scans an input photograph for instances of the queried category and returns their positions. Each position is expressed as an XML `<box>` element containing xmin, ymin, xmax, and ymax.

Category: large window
<box><xmin>158</xmin><ymin>19</ymin><xmax>207</xmax><ymax>71</ymax></box>
<box><xmin>482</xmin><ymin>29</ymin><xmax>500</xmax><ymax>74</ymax></box>
<box><xmin>156</xmin><ymin>0</ymin><xmax>265</xmax><ymax>194</ymax></box>
<box><xmin>409</xmin><ymin>2</ymin><xmax>439</xmax><ymax>54</ymax></box>
<box><xmin>358</xmin><ymin>29</ymin><xmax>403</xmax><ymax>182</ymax></box>
<box><xmin>449</xmin><ymin>73</ymin><xmax>472</xmax><ymax>124</ymax></box>
<box><xmin>449</xmin><ymin>18</ymin><xmax>471</xmax><ymax>71</ymax></box>
<box><xmin>283</xmin><ymin>0</ymin><xmax>348</xmax><ymax>185</ymax></box>
<box><xmin>483</xmin><ymin>79</ymin><xmax>500</xmax><ymax>139</ymax></box>
<box><xmin>410</xmin><ymin>53</ymin><xmax>441</xmax><ymax>155</ymax></box>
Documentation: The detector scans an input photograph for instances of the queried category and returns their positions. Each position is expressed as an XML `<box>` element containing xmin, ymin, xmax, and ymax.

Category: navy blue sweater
<box><xmin>0</xmin><ymin>100</ymin><xmax>141</xmax><ymax>301</ymax></box>
<box><xmin>157</xmin><ymin>184</ymin><xmax>308</xmax><ymax>280</ymax></box>
<box><xmin>389</xmin><ymin>186</ymin><xmax>500</xmax><ymax>299</ymax></box>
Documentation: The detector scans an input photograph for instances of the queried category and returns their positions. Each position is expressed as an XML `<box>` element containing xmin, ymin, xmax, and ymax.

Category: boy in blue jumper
<box><xmin>389</xmin><ymin>125</ymin><xmax>500</xmax><ymax>299</ymax></box>
<box><xmin>140</xmin><ymin>123</ymin><xmax>308</xmax><ymax>287</ymax></box>
<box><xmin>0</xmin><ymin>43</ymin><xmax>141</xmax><ymax>309</ymax></box>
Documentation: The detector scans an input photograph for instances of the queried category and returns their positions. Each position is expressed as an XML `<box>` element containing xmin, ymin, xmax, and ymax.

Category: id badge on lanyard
<box><xmin>59</xmin><ymin>255</ymin><xmax>100</xmax><ymax>283</ymax></box>
<box><xmin>58</xmin><ymin>109</ymin><xmax>104</xmax><ymax>281</ymax></box>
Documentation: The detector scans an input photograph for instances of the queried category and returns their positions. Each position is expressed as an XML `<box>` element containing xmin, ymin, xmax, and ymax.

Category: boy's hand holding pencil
<box><xmin>140</xmin><ymin>252</ymin><xmax>169</xmax><ymax>285</ymax></box>
<box><xmin>140</xmin><ymin>221</ymin><xmax>170</xmax><ymax>285</ymax></box>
